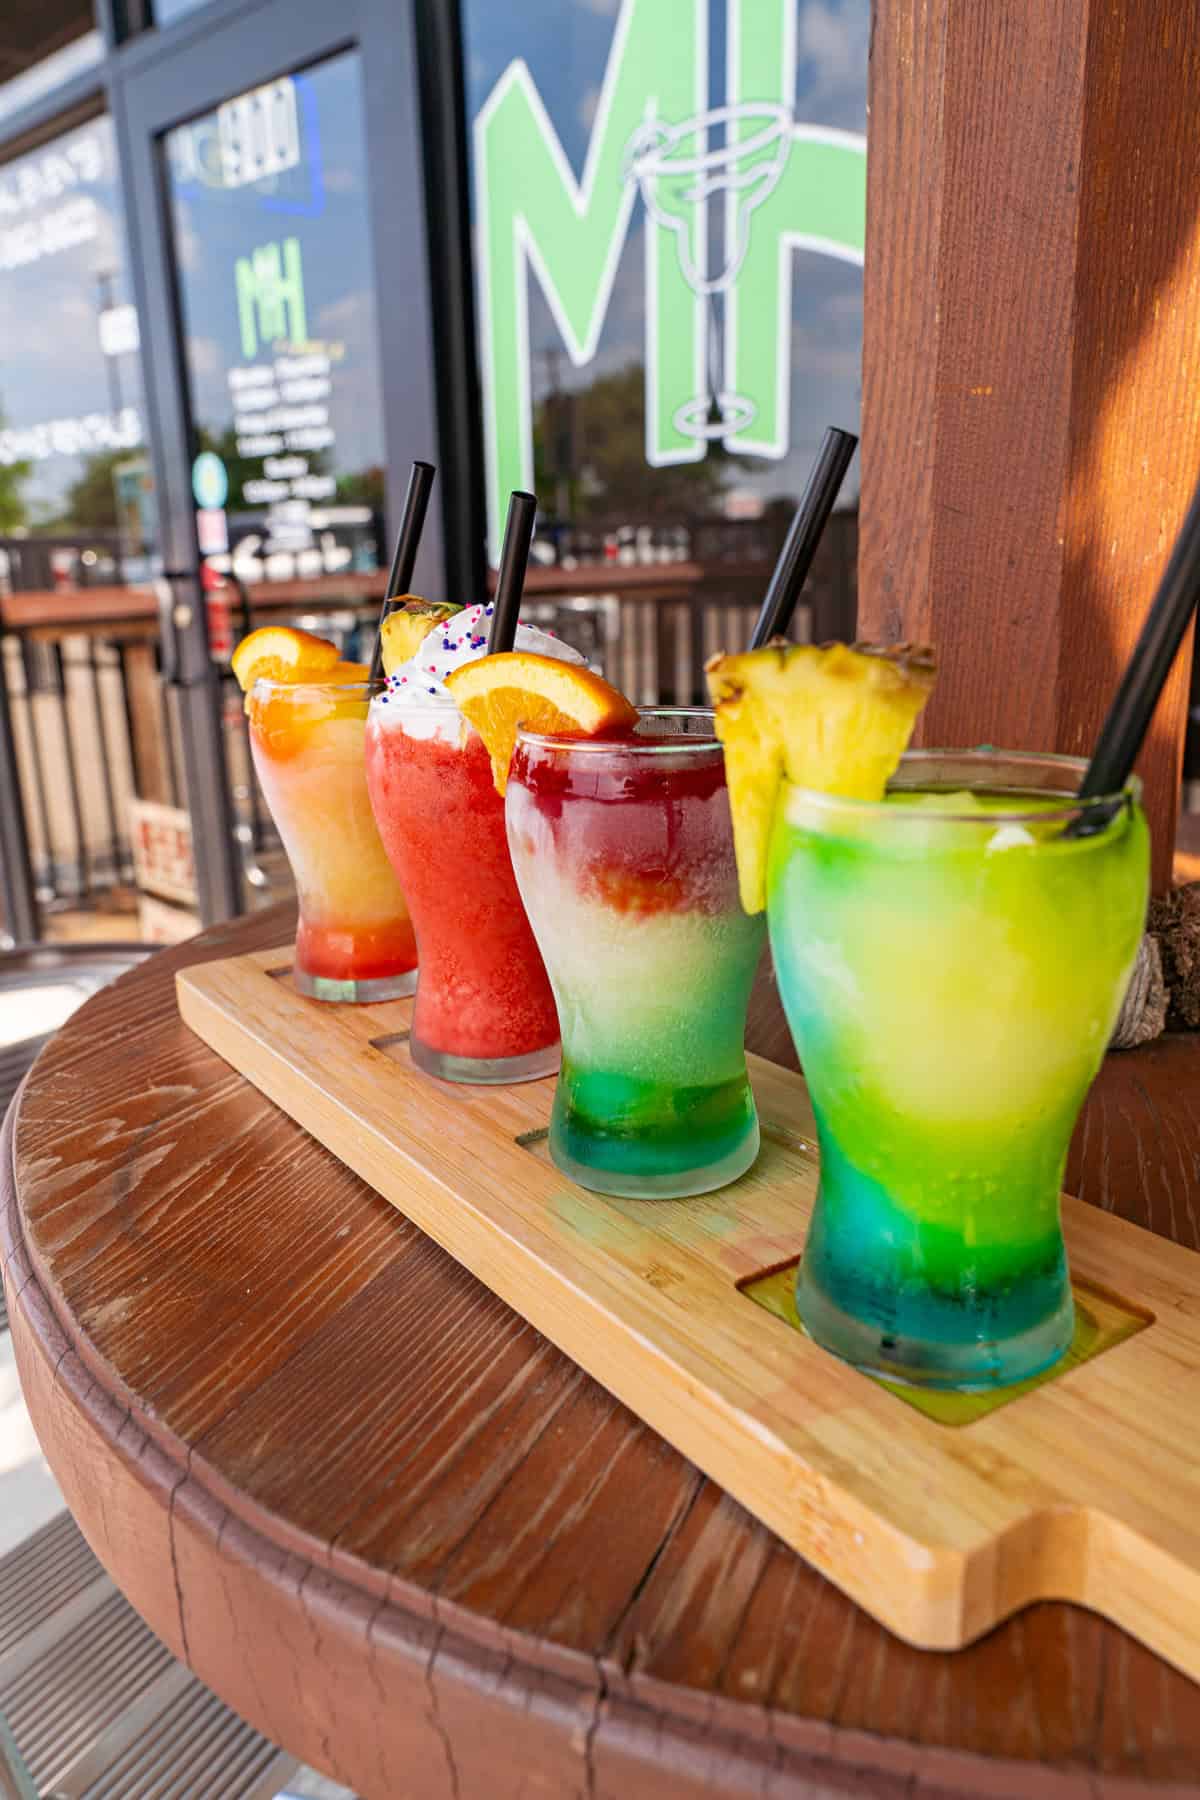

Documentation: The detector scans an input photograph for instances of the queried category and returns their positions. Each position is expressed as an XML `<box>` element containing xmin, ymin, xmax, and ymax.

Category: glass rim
<box><xmin>515</xmin><ymin>705</ymin><xmax>722</xmax><ymax>755</ymax></box>
<box><xmin>787</xmin><ymin>748</ymin><xmax>1140</xmax><ymax>825</ymax></box>
<box><xmin>250</xmin><ymin>676</ymin><xmax>386</xmax><ymax>700</ymax></box>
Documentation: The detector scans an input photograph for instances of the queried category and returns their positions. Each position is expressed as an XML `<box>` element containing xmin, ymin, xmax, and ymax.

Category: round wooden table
<box><xmin>3</xmin><ymin>904</ymin><xmax>1200</xmax><ymax>1798</ymax></box>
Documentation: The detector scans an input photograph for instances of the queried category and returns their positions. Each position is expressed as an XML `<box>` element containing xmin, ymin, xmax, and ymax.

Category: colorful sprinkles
<box><xmin>371</xmin><ymin>604</ymin><xmax>575</xmax><ymax>712</ymax></box>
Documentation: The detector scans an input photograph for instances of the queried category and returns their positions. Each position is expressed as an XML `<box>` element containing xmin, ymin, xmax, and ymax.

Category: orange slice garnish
<box><xmin>445</xmin><ymin>652</ymin><xmax>638</xmax><ymax>794</ymax></box>
<box><xmin>231</xmin><ymin>626</ymin><xmax>341</xmax><ymax>692</ymax></box>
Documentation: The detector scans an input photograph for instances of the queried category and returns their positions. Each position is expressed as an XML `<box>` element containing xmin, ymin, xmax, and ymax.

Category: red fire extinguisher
<box><xmin>201</xmin><ymin>561</ymin><xmax>232</xmax><ymax>661</ymax></box>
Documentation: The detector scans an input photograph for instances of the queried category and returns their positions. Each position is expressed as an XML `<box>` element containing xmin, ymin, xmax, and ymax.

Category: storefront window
<box><xmin>165</xmin><ymin>51</ymin><xmax>389</xmax><ymax>586</ymax></box>
<box><xmin>462</xmin><ymin>0</ymin><xmax>867</xmax><ymax>566</ymax></box>
<box><xmin>0</xmin><ymin>115</ymin><xmax>152</xmax><ymax>590</ymax></box>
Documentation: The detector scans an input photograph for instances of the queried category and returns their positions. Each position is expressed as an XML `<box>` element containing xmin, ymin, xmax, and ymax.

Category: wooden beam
<box><xmin>858</xmin><ymin>0</ymin><xmax>1200</xmax><ymax>889</ymax></box>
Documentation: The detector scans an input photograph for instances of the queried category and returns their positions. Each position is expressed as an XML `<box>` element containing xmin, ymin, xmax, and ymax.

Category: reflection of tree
<box><xmin>0</xmin><ymin>406</ymin><xmax>30</xmax><ymax>532</ymax></box>
<box><xmin>534</xmin><ymin>362</ymin><xmax>738</xmax><ymax>521</ymax></box>
<box><xmin>336</xmin><ymin>464</ymin><xmax>385</xmax><ymax>510</ymax></box>
<box><xmin>49</xmin><ymin>450</ymin><xmax>127</xmax><ymax>531</ymax></box>
<box><xmin>194</xmin><ymin>425</ymin><xmax>262</xmax><ymax>509</ymax></box>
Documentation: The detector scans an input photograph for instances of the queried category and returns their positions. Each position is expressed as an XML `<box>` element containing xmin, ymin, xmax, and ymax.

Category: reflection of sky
<box><xmin>168</xmin><ymin>51</ymin><xmax>386</xmax><ymax>485</ymax></box>
<box><xmin>0</xmin><ymin>117</ymin><xmax>145</xmax><ymax>523</ymax></box>
<box><xmin>154</xmin><ymin>0</ymin><xmax>210</xmax><ymax>23</ymax></box>
<box><xmin>463</xmin><ymin>0</ymin><xmax>867</xmax><ymax>509</ymax></box>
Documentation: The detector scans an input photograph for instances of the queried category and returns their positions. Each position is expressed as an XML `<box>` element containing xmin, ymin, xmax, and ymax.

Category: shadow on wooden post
<box><xmin>858</xmin><ymin>0</ymin><xmax>1200</xmax><ymax>890</ymax></box>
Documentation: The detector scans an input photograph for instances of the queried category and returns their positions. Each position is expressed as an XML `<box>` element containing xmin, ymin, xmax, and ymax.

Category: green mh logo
<box><xmin>473</xmin><ymin>0</ymin><xmax>866</xmax><ymax>560</ymax></box>
<box><xmin>235</xmin><ymin>236</ymin><xmax>307</xmax><ymax>361</ymax></box>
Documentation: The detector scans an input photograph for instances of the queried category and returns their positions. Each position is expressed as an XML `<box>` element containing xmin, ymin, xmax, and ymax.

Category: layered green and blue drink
<box><xmin>769</xmin><ymin>752</ymin><xmax>1148</xmax><ymax>1387</ymax></box>
<box><xmin>708</xmin><ymin>646</ymin><xmax>1149</xmax><ymax>1390</ymax></box>
<box><xmin>506</xmin><ymin>710</ymin><xmax>765</xmax><ymax>1197</ymax></box>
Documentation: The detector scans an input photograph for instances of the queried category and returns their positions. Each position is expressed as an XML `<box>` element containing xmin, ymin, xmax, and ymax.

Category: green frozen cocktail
<box><xmin>770</xmin><ymin>752</ymin><xmax>1147</xmax><ymax>1386</ymax></box>
<box><xmin>708</xmin><ymin>647</ymin><xmax>1149</xmax><ymax>1389</ymax></box>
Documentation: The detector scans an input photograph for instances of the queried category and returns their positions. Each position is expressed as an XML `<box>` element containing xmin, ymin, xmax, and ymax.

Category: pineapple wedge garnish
<box><xmin>379</xmin><ymin>598</ymin><xmax>463</xmax><ymax>675</ymax></box>
<box><xmin>705</xmin><ymin>641</ymin><xmax>936</xmax><ymax>913</ymax></box>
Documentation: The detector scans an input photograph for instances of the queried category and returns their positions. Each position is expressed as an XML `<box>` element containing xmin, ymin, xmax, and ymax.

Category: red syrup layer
<box><xmin>294</xmin><ymin>916</ymin><xmax>417</xmax><ymax>983</ymax></box>
<box><xmin>365</xmin><ymin>722</ymin><xmax>558</xmax><ymax>1060</ymax></box>
<box><xmin>508</xmin><ymin>732</ymin><xmax>739</xmax><ymax>918</ymax></box>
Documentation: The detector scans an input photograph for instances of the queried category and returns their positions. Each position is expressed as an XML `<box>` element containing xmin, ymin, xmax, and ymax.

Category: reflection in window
<box><xmin>165</xmin><ymin>53</ymin><xmax>389</xmax><ymax>588</ymax></box>
<box><xmin>0</xmin><ymin>116</ymin><xmax>153</xmax><ymax>592</ymax></box>
<box><xmin>462</xmin><ymin>0</ymin><xmax>867</xmax><ymax>579</ymax></box>
<box><xmin>153</xmin><ymin>0</ymin><xmax>213</xmax><ymax>28</ymax></box>
<box><xmin>0</xmin><ymin>30</ymin><xmax>103</xmax><ymax>127</ymax></box>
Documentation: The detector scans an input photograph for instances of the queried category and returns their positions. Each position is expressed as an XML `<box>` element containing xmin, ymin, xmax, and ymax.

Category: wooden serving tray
<box><xmin>178</xmin><ymin>947</ymin><xmax>1200</xmax><ymax>1678</ymax></box>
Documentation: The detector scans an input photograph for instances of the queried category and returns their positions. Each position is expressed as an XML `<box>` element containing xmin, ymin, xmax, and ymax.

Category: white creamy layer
<box><xmin>368</xmin><ymin>604</ymin><xmax>586</xmax><ymax>741</ymax></box>
<box><xmin>507</xmin><ymin>803</ymin><xmax>763</xmax><ymax>1085</ymax></box>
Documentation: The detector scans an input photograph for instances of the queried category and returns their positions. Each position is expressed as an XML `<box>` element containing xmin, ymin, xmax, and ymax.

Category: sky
<box><xmin>0</xmin><ymin>116</ymin><xmax>145</xmax><ymax>523</ymax></box>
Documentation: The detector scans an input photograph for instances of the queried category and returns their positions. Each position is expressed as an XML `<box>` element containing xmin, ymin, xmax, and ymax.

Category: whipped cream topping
<box><xmin>369</xmin><ymin>604</ymin><xmax>587</xmax><ymax>740</ymax></box>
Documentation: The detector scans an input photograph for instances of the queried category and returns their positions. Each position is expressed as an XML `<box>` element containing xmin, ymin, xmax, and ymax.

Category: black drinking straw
<box><xmin>487</xmin><ymin>490</ymin><xmax>539</xmax><ymax>655</ymax></box>
<box><xmin>1071</xmin><ymin>471</ymin><xmax>1200</xmax><ymax>826</ymax></box>
<box><xmin>749</xmin><ymin>427</ymin><xmax>859</xmax><ymax>649</ymax></box>
<box><xmin>367</xmin><ymin>460</ymin><xmax>436</xmax><ymax>682</ymax></box>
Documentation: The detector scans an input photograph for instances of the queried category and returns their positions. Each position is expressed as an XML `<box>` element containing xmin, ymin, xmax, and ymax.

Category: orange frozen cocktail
<box><xmin>233</xmin><ymin>627</ymin><xmax>417</xmax><ymax>1002</ymax></box>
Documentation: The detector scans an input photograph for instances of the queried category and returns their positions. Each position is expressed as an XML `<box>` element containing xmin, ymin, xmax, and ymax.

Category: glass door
<box><xmin>162</xmin><ymin>54</ymin><xmax>391</xmax><ymax>595</ymax></box>
<box><xmin>114</xmin><ymin>0</ymin><xmax>443</xmax><ymax>922</ymax></box>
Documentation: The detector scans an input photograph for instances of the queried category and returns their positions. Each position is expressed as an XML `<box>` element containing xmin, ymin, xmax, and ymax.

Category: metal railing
<box><xmin>6</xmin><ymin>633</ymin><xmax>176</xmax><ymax>902</ymax></box>
<box><xmin>0</xmin><ymin>510</ymin><xmax>858</xmax><ymax>941</ymax></box>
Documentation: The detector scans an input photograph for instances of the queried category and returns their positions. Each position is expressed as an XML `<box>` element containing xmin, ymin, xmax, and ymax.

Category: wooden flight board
<box><xmin>177</xmin><ymin>947</ymin><xmax>1200</xmax><ymax>1679</ymax></box>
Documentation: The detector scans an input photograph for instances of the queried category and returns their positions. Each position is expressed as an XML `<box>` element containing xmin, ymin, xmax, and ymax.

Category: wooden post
<box><xmin>858</xmin><ymin>0</ymin><xmax>1200</xmax><ymax>889</ymax></box>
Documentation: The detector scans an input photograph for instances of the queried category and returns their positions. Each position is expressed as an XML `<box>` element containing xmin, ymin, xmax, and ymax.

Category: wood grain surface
<box><xmin>5</xmin><ymin>903</ymin><xmax>1200</xmax><ymax>1798</ymax></box>
<box><xmin>178</xmin><ymin>946</ymin><xmax>1200</xmax><ymax>1678</ymax></box>
<box><xmin>858</xmin><ymin>0</ymin><xmax>1200</xmax><ymax>890</ymax></box>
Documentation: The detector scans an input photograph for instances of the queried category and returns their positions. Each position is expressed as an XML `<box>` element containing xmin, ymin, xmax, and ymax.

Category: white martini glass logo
<box><xmin>626</xmin><ymin>102</ymin><xmax>792</xmax><ymax>440</ymax></box>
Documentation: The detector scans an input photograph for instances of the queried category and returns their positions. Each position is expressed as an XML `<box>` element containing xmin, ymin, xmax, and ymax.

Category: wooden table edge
<box><xmin>0</xmin><ymin>930</ymin><xmax>1181</xmax><ymax>1798</ymax></box>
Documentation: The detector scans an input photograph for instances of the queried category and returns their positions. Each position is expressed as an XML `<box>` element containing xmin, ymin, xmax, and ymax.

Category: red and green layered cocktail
<box><xmin>506</xmin><ymin>711</ymin><xmax>765</xmax><ymax>1198</ymax></box>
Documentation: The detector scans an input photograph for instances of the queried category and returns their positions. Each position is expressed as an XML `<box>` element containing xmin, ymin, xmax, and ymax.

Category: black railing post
<box><xmin>53</xmin><ymin>643</ymin><xmax>91</xmax><ymax>899</ymax></box>
<box><xmin>230</xmin><ymin>577</ymin><xmax>266</xmax><ymax>855</ymax></box>
<box><xmin>156</xmin><ymin>574</ymin><xmax>243</xmax><ymax>926</ymax></box>
<box><xmin>0</xmin><ymin>646</ymin><xmax>39</xmax><ymax>945</ymax></box>
<box><xmin>17</xmin><ymin>640</ymin><xmax>55</xmax><ymax>898</ymax></box>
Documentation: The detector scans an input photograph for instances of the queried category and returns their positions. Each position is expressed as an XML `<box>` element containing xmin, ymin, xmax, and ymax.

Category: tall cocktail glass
<box><xmin>767</xmin><ymin>750</ymin><xmax>1149</xmax><ymax>1389</ymax></box>
<box><xmin>248</xmin><ymin>678</ymin><xmax>417</xmax><ymax>1002</ymax></box>
<box><xmin>364</xmin><ymin>696</ymin><xmax>560</xmax><ymax>1083</ymax></box>
<box><xmin>507</xmin><ymin>709</ymin><xmax>766</xmax><ymax>1197</ymax></box>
